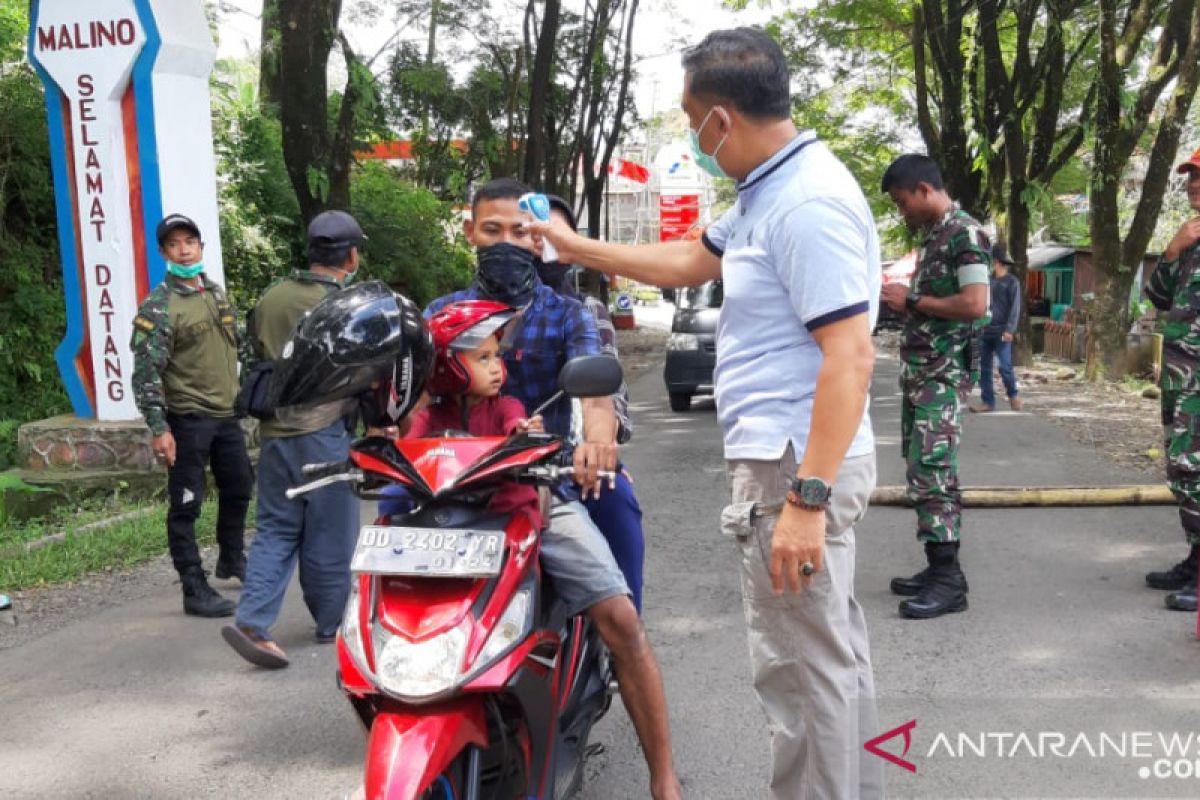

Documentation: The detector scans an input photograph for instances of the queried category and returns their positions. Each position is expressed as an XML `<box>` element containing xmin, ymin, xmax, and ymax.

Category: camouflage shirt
<box><xmin>901</xmin><ymin>207</ymin><xmax>992</xmax><ymax>379</ymax></box>
<box><xmin>1146</xmin><ymin>240</ymin><xmax>1200</xmax><ymax>391</ymax></box>
<box><xmin>130</xmin><ymin>274</ymin><xmax>241</xmax><ymax>436</ymax></box>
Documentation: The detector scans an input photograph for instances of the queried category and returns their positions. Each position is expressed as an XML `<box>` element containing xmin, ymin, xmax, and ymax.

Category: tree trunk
<box><xmin>1088</xmin><ymin>0</ymin><xmax>1200</xmax><ymax>375</ymax></box>
<box><xmin>259</xmin><ymin>0</ymin><xmax>282</xmax><ymax>113</ymax></box>
<box><xmin>422</xmin><ymin>0</ymin><xmax>441</xmax><ymax>131</ymax></box>
<box><xmin>522</xmin><ymin>0</ymin><xmax>560</xmax><ymax>187</ymax></box>
<box><xmin>277</xmin><ymin>0</ymin><xmax>342</xmax><ymax>222</ymax></box>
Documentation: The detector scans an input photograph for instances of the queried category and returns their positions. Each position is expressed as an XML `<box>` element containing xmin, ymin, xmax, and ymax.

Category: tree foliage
<box><xmin>0</xmin><ymin>13</ymin><xmax>70</xmax><ymax>466</ymax></box>
<box><xmin>379</xmin><ymin>0</ymin><xmax>641</xmax><ymax>221</ymax></box>
<box><xmin>1087</xmin><ymin>0</ymin><xmax>1200</xmax><ymax>374</ymax></box>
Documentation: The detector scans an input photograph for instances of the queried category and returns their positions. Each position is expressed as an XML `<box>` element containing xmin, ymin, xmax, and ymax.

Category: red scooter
<box><xmin>288</xmin><ymin>356</ymin><xmax>624</xmax><ymax>800</ymax></box>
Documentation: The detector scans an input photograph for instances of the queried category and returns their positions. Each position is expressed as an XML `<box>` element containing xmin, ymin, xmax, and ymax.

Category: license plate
<box><xmin>351</xmin><ymin>526</ymin><xmax>504</xmax><ymax>577</ymax></box>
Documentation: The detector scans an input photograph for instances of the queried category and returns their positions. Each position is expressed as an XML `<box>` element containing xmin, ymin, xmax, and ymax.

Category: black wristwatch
<box><xmin>786</xmin><ymin>476</ymin><xmax>832</xmax><ymax>511</ymax></box>
<box><xmin>905</xmin><ymin>292</ymin><xmax>922</xmax><ymax>312</ymax></box>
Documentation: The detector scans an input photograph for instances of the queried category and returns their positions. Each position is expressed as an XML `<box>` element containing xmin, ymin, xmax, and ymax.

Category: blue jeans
<box><xmin>979</xmin><ymin>330</ymin><xmax>1019</xmax><ymax>407</ymax></box>
<box><xmin>584</xmin><ymin>468</ymin><xmax>646</xmax><ymax>612</ymax></box>
<box><xmin>236</xmin><ymin>421</ymin><xmax>359</xmax><ymax>639</ymax></box>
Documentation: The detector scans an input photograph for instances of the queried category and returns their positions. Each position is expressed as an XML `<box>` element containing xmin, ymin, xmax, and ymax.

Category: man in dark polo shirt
<box><xmin>131</xmin><ymin>214</ymin><xmax>253</xmax><ymax>618</ymax></box>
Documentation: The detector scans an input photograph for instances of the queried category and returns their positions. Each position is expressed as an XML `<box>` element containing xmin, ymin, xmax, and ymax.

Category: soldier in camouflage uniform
<box><xmin>881</xmin><ymin>155</ymin><xmax>991</xmax><ymax>620</ymax></box>
<box><xmin>131</xmin><ymin>214</ymin><xmax>253</xmax><ymax>618</ymax></box>
<box><xmin>1143</xmin><ymin>146</ymin><xmax>1200</xmax><ymax>614</ymax></box>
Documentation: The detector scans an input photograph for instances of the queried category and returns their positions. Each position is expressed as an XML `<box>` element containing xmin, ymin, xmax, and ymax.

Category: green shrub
<box><xmin>350</xmin><ymin>161</ymin><xmax>473</xmax><ymax>307</ymax></box>
<box><xmin>0</xmin><ymin>46</ymin><xmax>72</xmax><ymax>463</ymax></box>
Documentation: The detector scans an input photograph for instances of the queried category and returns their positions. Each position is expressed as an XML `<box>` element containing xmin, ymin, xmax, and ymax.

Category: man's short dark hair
<box><xmin>471</xmin><ymin>177</ymin><xmax>532</xmax><ymax>213</ymax></box>
<box><xmin>681</xmin><ymin>27</ymin><xmax>791</xmax><ymax>119</ymax></box>
<box><xmin>881</xmin><ymin>154</ymin><xmax>945</xmax><ymax>193</ymax></box>
<box><xmin>308</xmin><ymin>242</ymin><xmax>353</xmax><ymax>268</ymax></box>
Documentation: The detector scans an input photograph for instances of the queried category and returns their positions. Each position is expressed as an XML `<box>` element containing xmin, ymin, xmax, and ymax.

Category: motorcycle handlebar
<box><xmin>286</xmin><ymin>470</ymin><xmax>363</xmax><ymax>500</ymax></box>
<box><xmin>521</xmin><ymin>465</ymin><xmax>616</xmax><ymax>485</ymax></box>
<box><xmin>301</xmin><ymin>460</ymin><xmax>350</xmax><ymax>478</ymax></box>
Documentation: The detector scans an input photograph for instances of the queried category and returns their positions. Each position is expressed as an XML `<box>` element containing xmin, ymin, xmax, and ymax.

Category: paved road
<box><xmin>3</xmin><ymin>347</ymin><xmax>1199</xmax><ymax>798</ymax></box>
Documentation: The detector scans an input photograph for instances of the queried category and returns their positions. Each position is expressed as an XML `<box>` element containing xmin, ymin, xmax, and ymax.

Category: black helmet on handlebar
<box><xmin>268</xmin><ymin>280</ymin><xmax>434</xmax><ymax>426</ymax></box>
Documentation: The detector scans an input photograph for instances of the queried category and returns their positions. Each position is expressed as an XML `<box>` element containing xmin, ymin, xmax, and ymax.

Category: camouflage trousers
<box><xmin>901</xmin><ymin>368</ymin><xmax>968</xmax><ymax>543</ymax></box>
<box><xmin>1160</xmin><ymin>388</ymin><xmax>1200</xmax><ymax>546</ymax></box>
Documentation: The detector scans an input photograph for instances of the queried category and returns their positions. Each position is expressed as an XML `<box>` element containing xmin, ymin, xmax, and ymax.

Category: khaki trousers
<box><xmin>723</xmin><ymin>450</ymin><xmax>882</xmax><ymax>800</ymax></box>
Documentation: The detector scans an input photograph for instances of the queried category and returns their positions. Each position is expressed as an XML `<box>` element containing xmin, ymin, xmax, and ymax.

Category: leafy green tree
<box><xmin>210</xmin><ymin>59</ymin><xmax>303</xmax><ymax>314</ymax></box>
<box><xmin>350</xmin><ymin>161</ymin><xmax>474</xmax><ymax>306</ymax></box>
<box><xmin>0</xmin><ymin>4</ymin><xmax>70</xmax><ymax>465</ymax></box>
<box><xmin>1087</xmin><ymin>0</ymin><xmax>1200</xmax><ymax>375</ymax></box>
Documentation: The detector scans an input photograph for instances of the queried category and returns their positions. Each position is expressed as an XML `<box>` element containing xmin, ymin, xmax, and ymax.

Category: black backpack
<box><xmin>235</xmin><ymin>361</ymin><xmax>276</xmax><ymax>420</ymax></box>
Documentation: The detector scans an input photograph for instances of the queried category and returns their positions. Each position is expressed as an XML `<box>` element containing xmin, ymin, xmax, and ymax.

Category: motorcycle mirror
<box><xmin>557</xmin><ymin>355</ymin><xmax>623</xmax><ymax>398</ymax></box>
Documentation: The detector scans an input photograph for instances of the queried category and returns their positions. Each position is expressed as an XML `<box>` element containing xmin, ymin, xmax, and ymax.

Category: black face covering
<box><xmin>475</xmin><ymin>242</ymin><xmax>539</xmax><ymax>306</ymax></box>
<box><xmin>535</xmin><ymin>259</ymin><xmax>572</xmax><ymax>292</ymax></box>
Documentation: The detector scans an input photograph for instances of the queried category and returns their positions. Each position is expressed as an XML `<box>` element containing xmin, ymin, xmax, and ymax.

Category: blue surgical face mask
<box><xmin>167</xmin><ymin>261</ymin><xmax>204</xmax><ymax>279</ymax></box>
<box><xmin>688</xmin><ymin>107</ymin><xmax>729</xmax><ymax>179</ymax></box>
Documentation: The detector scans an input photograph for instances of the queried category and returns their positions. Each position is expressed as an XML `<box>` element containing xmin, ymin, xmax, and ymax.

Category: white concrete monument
<box><xmin>28</xmin><ymin>0</ymin><xmax>223</xmax><ymax>422</ymax></box>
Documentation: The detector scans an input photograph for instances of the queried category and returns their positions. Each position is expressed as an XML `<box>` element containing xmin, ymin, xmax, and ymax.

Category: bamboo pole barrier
<box><xmin>870</xmin><ymin>484</ymin><xmax>1175</xmax><ymax>508</ymax></box>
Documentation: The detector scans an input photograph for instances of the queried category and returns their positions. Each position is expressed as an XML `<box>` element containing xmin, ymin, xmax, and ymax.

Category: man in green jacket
<box><xmin>131</xmin><ymin>214</ymin><xmax>253</xmax><ymax>618</ymax></box>
<box><xmin>221</xmin><ymin>210</ymin><xmax>364</xmax><ymax>669</ymax></box>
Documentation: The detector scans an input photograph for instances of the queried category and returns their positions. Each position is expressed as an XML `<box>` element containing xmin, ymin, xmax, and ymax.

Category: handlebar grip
<box><xmin>302</xmin><ymin>460</ymin><xmax>347</xmax><ymax>478</ymax></box>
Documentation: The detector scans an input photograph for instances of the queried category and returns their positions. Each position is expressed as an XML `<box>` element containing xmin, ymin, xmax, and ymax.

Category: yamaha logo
<box><xmin>426</xmin><ymin>445</ymin><xmax>455</xmax><ymax>458</ymax></box>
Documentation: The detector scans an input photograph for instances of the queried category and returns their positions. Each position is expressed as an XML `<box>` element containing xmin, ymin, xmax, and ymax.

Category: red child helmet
<box><xmin>426</xmin><ymin>300</ymin><xmax>517</xmax><ymax>396</ymax></box>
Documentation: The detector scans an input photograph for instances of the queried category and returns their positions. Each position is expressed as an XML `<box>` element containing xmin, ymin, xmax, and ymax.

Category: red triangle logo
<box><xmin>864</xmin><ymin>719</ymin><xmax>917</xmax><ymax>773</ymax></box>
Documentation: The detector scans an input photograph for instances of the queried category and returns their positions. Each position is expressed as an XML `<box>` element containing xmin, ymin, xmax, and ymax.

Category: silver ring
<box><xmin>801</xmin><ymin>562</ymin><xmax>815</xmax><ymax>576</ymax></box>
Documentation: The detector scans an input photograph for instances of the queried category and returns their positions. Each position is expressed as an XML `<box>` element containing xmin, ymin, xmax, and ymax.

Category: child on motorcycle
<box><xmin>380</xmin><ymin>300</ymin><xmax>544</xmax><ymax>525</ymax></box>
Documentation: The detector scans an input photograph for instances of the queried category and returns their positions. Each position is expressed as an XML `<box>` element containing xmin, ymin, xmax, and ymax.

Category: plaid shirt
<box><xmin>562</xmin><ymin>286</ymin><xmax>632</xmax><ymax>443</ymax></box>
<box><xmin>425</xmin><ymin>283</ymin><xmax>601</xmax><ymax>440</ymax></box>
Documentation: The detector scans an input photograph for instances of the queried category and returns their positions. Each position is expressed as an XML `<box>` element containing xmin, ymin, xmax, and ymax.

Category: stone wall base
<box><xmin>19</xmin><ymin>415</ymin><xmax>157</xmax><ymax>472</ymax></box>
<box><xmin>18</xmin><ymin>414</ymin><xmax>259</xmax><ymax>472</ymax></box>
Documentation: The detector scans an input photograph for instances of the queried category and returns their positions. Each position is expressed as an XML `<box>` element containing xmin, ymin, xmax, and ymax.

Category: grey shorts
<box><xmin>540</xmin><ymin>499</ymin><xmax>631</xmax><ymax>617</ymax></box>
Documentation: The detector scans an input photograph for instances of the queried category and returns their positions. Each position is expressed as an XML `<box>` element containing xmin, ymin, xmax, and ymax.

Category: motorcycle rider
<box><xmin>540</xmin><ymin>195</ymin><xmax>647</xmax><ymax>612</ymax></box>
<box><xmin>426</xmin><ymin>177</ymin><xmax>682</xmax><ymax>800</ymax></box>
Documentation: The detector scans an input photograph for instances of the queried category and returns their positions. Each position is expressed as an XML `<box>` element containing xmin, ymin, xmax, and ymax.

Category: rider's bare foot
<box><xmin>651</xmin><ymin>774</ymin><xmax>683</xmax><ymax>800</ymax></box>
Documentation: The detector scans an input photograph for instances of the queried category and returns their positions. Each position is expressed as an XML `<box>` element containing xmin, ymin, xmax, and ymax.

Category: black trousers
<box><xmin>165</xmin><ymin>413</ymin><xmax>253</xmax><ymax>574</ymax></box>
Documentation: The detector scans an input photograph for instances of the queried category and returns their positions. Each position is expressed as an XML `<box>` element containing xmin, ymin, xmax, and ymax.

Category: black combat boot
<box><xmin>214</xmin><ymin>551</ymin><xmax>247</xmax><ymax>583</ymax></box>
<box><xmin>899</xmin><ymin>542</ymin><xmax>968</xmax><ymax>619</ymax></box>
<box><xmin>891</xmin><ymin>542</ymin><xmax>969</xmax><ymax>596</ymax></box>
<box><xmin>181</xmin><ymin>568</ymin><xmax>236</xmax><ymax>618</ymax></box>
<box><xmin>1145</xmin><ymin>544</ymin><xmax>1200</xmax><ymax>590</ymax></box>
<box><xmin>1165</xmin><ymin>582</ymin><xmax>1197</xmax><ymax>612</ymax></box>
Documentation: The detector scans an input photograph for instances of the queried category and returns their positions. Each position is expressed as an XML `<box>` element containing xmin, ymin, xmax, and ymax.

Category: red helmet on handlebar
<box><xmin>427</xmin><ymin>300</ymin><xmax>517</xmax><ymax>396</ymax></box>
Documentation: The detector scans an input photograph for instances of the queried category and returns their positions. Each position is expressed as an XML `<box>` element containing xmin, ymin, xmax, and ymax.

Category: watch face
<box><xmin>800</xmin><ymin>478</ymin><xmax>830</xmax><ymax>506</ymax></box>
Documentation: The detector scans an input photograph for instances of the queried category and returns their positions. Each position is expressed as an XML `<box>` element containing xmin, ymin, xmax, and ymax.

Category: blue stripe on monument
<box><xmin>132</xmin><ymin>0</ymin><xmax>166</xmax><ymax>288</ymax></box>
<box><xmin>27</xmin><ymin>1</ymin><xmax>94</xmax><ymax>418</ymax></box>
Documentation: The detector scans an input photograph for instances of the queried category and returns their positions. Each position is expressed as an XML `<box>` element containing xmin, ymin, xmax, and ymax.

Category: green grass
<box><xmin>1119</xmin><ymin>375</ymin><xmax>1156</xmax><ymax>395</ymax></box>
<box><xmin>0</xmin><ymin>498</ymin><xmax>254</xmax><ymax>592</ymax></box>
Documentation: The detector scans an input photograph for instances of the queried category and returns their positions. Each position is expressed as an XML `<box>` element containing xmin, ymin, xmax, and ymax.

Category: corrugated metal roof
<box><xmin>1027</xmin><ymin>244</ymin><xmax>1077</xmax><ymax>269</ymax></box>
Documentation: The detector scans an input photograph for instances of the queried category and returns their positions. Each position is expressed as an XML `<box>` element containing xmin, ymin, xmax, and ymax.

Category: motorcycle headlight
<box><xmin>473</xmin><ymin>587</ymin><xmax>533</xmax><ymax>669</ymax></box>
<box><xmin>667</xmin><ymin>333</ymin><xmax>700</xmax><ymax>351</ymax></box>
<box><xmin>375</xmin><ymin>621</ymin><xmax>469</xmax><ymax>699</ymax></box>
<box><xmin>341</xmin><ymin>578</ymin><xmax>369</xmax><ymax>672</ymax></box>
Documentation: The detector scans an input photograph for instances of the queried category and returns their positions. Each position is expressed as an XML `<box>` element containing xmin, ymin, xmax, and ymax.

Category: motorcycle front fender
<box><xmin>364</xmin><ymin>698</ymin><xmax>488</xmax><ymax>800</ymax></box>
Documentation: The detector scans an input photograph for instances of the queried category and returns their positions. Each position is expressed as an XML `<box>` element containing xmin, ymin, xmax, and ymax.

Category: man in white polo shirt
<box><xmin>532</xmin><ymin>26</ymin><xmax>883</xmax><ymax>800</ymax></box>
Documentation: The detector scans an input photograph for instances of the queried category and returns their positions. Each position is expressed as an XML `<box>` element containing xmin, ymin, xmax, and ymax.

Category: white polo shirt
<box><xmin>702</xmin><ymin>132</ymin><xmax>881</xmax><ymax>462</ymax></box>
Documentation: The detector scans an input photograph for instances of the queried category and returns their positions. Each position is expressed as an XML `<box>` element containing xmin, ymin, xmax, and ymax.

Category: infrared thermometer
<box><xmin>518</xmin><ymin>192</ymin><xmax>558</xmax><ymax>262</ymax></box>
